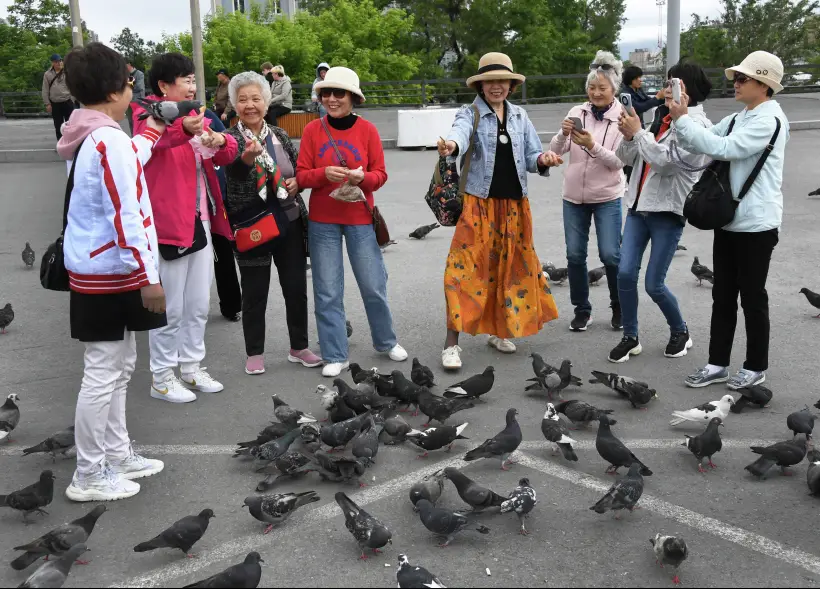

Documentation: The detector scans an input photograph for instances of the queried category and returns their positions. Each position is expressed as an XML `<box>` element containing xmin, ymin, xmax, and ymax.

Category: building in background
<box><xmin>218</xmin><ymin>0</ymin><xmax>300</xmax><ymax>20</ymax></box>
<box><xmin>628</xmin><ymin>48</ymin><xmax>652</xmax><ymax>69</ymax></box>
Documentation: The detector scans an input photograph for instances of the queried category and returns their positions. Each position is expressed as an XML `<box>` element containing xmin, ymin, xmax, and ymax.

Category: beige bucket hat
<box><xmin>314</xmin><ymin>66</ymin><xmax>366</xmax><ymax>102</ymax></box>
<box><xmin>725</xmin><ymin>51</ymin><xmax>784</xmax><ymax>94</ymax></box>
<box><xmin>466</xmin><ymin>52</ymin><xmax>526</xmax><ymax>89</ymax></box>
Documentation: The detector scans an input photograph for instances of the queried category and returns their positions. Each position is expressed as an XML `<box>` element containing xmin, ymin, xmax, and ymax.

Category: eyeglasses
<box><xmin>320</xmin><ymin>88</ymin><xmax>348</xmax><ymax>99</ymax></box>
<box><xmin>733</xmin><ymin>73</ymin><xmax>751</xmax><ymax>85</ymax></box>
<box><xmin>591</xmin><ymin>63</ymin><xmax>615</xmax><ymax>71</ymax></box>
<box><xmin>127</xmin><ymin>76</ymin><xmax>135</xmax><ymax>88</ymax></box>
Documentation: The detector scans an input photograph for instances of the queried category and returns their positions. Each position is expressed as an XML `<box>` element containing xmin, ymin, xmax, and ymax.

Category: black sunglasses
<box><xmin>320</xmin><ymin>88</ymin><xmax>348</xmax><ymax>99</ymax></box>
<box><xmin>733</xmin><ymin>73</ymin><xmax>752</xmax><ymax>85</ymax></box>
<box><xmin>591</xmin><ymin>63</ymin><xmax>615</xmax><ymax>71</ymax></box>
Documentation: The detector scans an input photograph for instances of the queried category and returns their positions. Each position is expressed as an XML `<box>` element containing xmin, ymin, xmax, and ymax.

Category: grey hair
<box><xmin>228</xmin><ymin>71</ymin><xmax>272</xmax><ymax>109</ymax></box>
<box><xmin>586</xmin><ymin>50</ymin><xmax>623</xmax><ymax>93</ymax></box>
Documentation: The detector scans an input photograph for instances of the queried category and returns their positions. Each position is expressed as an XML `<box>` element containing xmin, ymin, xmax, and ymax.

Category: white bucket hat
<box><xmin>314</xmin><ymin>66</ymin><xmax>366</xmax><ymax>103</ymax></box>
<box><xmin>725</xmin><ymin>51</ymin><xmax>784</xmax><ymax>94</ymax></box>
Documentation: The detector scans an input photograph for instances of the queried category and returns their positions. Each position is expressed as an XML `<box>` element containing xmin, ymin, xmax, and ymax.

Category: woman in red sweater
<box><xmin>296</xmin><ymin>67</ymin><xmax>407</xmax><ymax>378</ymax></box>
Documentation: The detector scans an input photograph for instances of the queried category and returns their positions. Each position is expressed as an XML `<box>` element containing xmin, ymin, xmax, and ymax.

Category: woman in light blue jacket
<box><xmin>436</xmin><ymin>52</ymin><xmax>562</xmax><ymax>370</ymax></box>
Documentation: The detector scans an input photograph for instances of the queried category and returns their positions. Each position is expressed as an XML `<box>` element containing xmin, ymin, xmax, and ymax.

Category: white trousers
<box><xmin>75</xmin><ymin>330</ymin><xmax>136</xmax><ymax>475</ymax></box>
<box><xmin>149</xmin><ymin>220</ymin><xmax>214</xmax><ymax>380</ymax></box>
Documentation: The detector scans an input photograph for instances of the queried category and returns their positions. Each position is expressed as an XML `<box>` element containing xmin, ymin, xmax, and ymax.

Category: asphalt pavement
<box><xmin>0</xmin><ymin>132</ymin><xmax>820</xmax><ymax>588</ymax></box>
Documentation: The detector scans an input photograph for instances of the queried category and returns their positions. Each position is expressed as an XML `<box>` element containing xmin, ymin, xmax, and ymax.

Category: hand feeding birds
<box><xmin>136</xmin><ymin>98</ymin><xmax>204</xmax><ymax>124</ymax></box>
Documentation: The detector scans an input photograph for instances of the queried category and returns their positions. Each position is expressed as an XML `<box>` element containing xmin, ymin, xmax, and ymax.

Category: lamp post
<box><xmin>666</xmin><ymin>0</ymin><xmax>681</xmax><ymax>72</ymax></box>
<box><xmin>68</xmin><ymin>0</ymin><xmax>84</xmax><ymax>47</ymax></box>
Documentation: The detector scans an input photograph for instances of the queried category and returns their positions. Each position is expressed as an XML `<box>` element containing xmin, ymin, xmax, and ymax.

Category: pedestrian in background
<box><xmin>266</xmin><ymin>65</ymin><xmax>293</xmax><ymax>126</ymax></box>
<box><xmin>311</xmin><ymin>62</ymin><xmax>330</xmax><ymax>118</ymax></box>
<box><xmin>125</xmin><ymin>60</ymin><xmax>145</xmax><ymax>135</ymax></box>
<box><xmin>42</xmin><ymin>54</ymin><xmax>75</xmax><ymax>140</ymax></box>
<box><xmin>620</xmin><ymin>65</ymin><xmax>665</xmax><ymax>128</ymax></box>
<box><xmin>213</xmin><ymin>68</ymin><xmax>233</xmax><ymax>123</ymax></box>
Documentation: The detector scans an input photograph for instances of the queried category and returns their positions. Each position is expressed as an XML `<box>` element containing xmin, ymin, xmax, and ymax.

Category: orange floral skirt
<box><xmin>444</xmin><ymin>194</ymin><xmax>558</xmax><ymax>337</ymax></box>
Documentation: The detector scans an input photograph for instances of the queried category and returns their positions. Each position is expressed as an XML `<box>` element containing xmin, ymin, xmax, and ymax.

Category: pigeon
<box><xmin>134</xmin><ymin>509</ymin><xmax>214</xmax><ymax>557</ymax></box>
<box><xmin>669</xmin><ymin>395</ymin><xmax>734</xmax><ymax>426</ymax></box>
<box><xmin>352</xmin><ymin>415</ymin><xmax>380</xmax><ymax>466</ymax></box>
<box><xmin>182</xmin><ymin>552</ymin><xmax>264</xmax><ymax>588</ymax></box>
<box><xmin>530</xmin><ymin>353</ymin><xmax>583</xmax><ymax>387</ymax></box>
<box><xmin>414</xmin><ymin>498</ymin><xmax>490</xmax><ymax>547</ymax></box>
<box><xmin>730</xmin><ymin>384</ymin><xmax>773</xmax><ymax>413</ymax></box>
<box><xmin>0</xmin><ymin>470</ymin><xmax>55</xmax><ymax>522</ymax></box>
<box><xmin>409</xmin><ymin>223</ymin><xmax>440</xmax><ymax>240</ymax></box>
<box><xmin>463</xmin><ymin>408</ymin><xmax>522</xmax><ymax>470</ymax></box>
<box><xmin>417</xmin><ymin>389</ymin><xmax>474</xmax><ymax>426</ymax></box>
<box><xmin>255</xmin><ymin>450</ymin><xmax>314</xmax><ymax>491</ymax></box>
<box><xmin>590</xmin><ymin>370</ymin><xmax>657</xmax><ymax>409</ymax></box>
<box><xmin>378</xmin><ymin>407</ymin><xmax>424</xmax><ymax>445</ymax></box>
<box><xmin>380</xmin><ymin>239</ymin><xmax>399</xmax><ymax>252</ymax></box>
<box><xmin>810</xmin><ymin>187</ymin><xmax>820</xmax><ymax>196</ymax></box>
<box><xmin>271</xmin><ymin>394</ymin><xmax>317</xmax><ymax>427</ymax></box>
<box><xmin>526</xmin><ymin>359</ymin><xmax>575</xmax><ymax>400</ymax></box>
<box><xmin>0</xmin><ymin>393</ymin><xmax>21</xmax><ymax>443</ymax></box>
<box><xmin>407</xmin><ymin>423</ymin><xmax>469</xmax><ymax>457</ymax></box>
<box><xmin>799</xmin><ymin>288</ymin><xmax>820</xmax><ymax>318</ymax></box>
<box><xmin>500</xmin><ymin>477</ymin><xmax>537</xmax><ymax>535</ymax></box>
<box><xmin>806</xmin><ymin>449</ymin><xmax>820</xmax><ymax>496</ymax></box>
<box><xmin>22</xmin><ymin>243</ymin><xmax>35</xmax><ymax>268</ymax></box>
<box><xmin>650</xmin><ymin>534</ymin><xmax>688</xmax><ymax>585</ymax></box>
<box><xmin>248</xmin><ymin>427</ymin><xmax>304</xmax><ymax>468</ymax></box>
<box><xmin>11</xmin><ymin>505</ymin><xmax>106</xmax><ymax>571</ymax></box>
<box><xmin>409</xmin><ymin>470</ymin><xmax>446</xmax><ymax>510</ymax></box>
<box><xmin>554</xmin><ymin>399</ymin><xmax>614</xmax><ymax>428</ymax></box>
<box><xmin>317</xmin><ymin>385</ymin><xmax>358</xmax><ymax>423</ymax></box>
<box><xmin>787</xmin><ymin>406</ymin><xmax>815</xmax><ymax>438</ymax></box>
<box><xmin>333</xmin><ymin>378</ymin><xmax>389</xmax><ymax>413</ymax></box>
<box><xmin>136</xmin><ymin>98</ymin><xmax>204</xmax><ymax>124</ymax></box>
<box><xmin>16</xmin><ymin>543</ymin><xmax>88</xmax><ymax>589</ymax></box>
<box><xmin>243</xmin><ymin>492</ymin><xmax>319</xmax><ymax>534</ymax></box>
<box><xmin>745</xmin><ymin>435</ymin><xmax>809</xmax><ymax>479</ymax></box>
<box><xmin>541</xmin><ymin>262</ymin><xmax>568</xmax><ymax>285</ymax></box>
<box><xmin>675</xmin><ymin>244</ymin><xmax>688</xmax><ymax>251</ymax></box>
<box><xmin>444</xmin><ymin>366</ymin><xmax>494</xmax><ymax>400</ymax></box>
<box><xmin>391</xmin><ymin>370</ymin><xmax>426</xmax><ymax>415</ymax></box>
<box><xmin>596</xmin><ymin>415</ymin><xmax>652</xmax><ymax>476</ymax></box>
<box><xmin>682</xmin><ymin>417</ymin><xmax>723</xmax><ymax>473</ymax></box>
<box><xmin>235</xmin><ymin>422</ymin><xmax>297</xmax><ymax>452</ymax></box>
<box><xmin>397</xmin><ymin>553</ymin><xmax>447</xmax><ymax>588</ymax></box>
<box><xmin>442</xmin><ymin>467</ymin><xmax>505</xmax><ymax>511</ymax></box>
<box><xmin>320</xmin><ymin>411</ymin><xmax>371</xmax><ymax>450</ymax></box>
<box><xmin>348</xmin><ymin>363</ymin><xmax>375</xmax><ymax>385</ymax></box>
<box><xmin>411</xmin><ymin>358</ymin><xmax>436</xmax><ymax>388</ymax></box>
<box><xmin>691</xmin><ymin>256</ymin><xmax>714</xmax><ymax>285</ymax></box>
<box><xmin>335</xmin><ymin>492</ymin><xmax>393</xmax><ymax>559</ymax></box>
<box><xmin>541</xmin><ymin>403</ymin><xmax>578</xmax><ymax>461</ymax></box>
<box><xmin>310</xmin><ymin>449</ymin><xmax>368</xmax><ymax>486</ymax></box>
<box><xmin>346</xmin><ymin>320</ymin><xmax>353</xmax><ymax>338</ymax></box>
<box><xmin>590</xmin><ymin>462</ymin><xmax>645</xmax><ymax>518</ymax></box>
<box><xmin>0</xmin><ymin>303</ymin><xmax>14</xmax><ymax>334</ymax></box>
<box><xmin>588</xmin><ymin>266</ymin><xmax>606</xmax><ymax>285</ymax></box>
<box><xmin>23</xmin><ymin>426</ymin><xmax>75</xmax><ymax>462</ymax></box>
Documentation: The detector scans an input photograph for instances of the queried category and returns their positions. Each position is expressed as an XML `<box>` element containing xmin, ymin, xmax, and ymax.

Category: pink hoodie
<box><xmin>57</xmin><ymin>109</ymin><xmax>122</xmax><ymax>160</ymax></box>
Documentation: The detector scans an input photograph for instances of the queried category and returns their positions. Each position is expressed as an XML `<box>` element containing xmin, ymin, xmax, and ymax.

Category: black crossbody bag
<box><xmin>40</xmin><ymin>146</ymin><xmax>81</xmax><ymax>291</ymax></box>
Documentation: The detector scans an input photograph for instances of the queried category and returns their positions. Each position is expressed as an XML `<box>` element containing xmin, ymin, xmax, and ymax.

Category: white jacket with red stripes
<box><xmin>64</xmin><ymin>126</ymin><xmax>162</xmax><ymax>294</ymax></box>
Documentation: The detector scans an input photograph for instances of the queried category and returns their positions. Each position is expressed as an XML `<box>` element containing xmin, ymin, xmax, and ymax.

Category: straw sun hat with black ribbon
<box><xmin>466</xmin><ymin>52</ymin><xmax>526</xmax><ymax>89</ymax></box>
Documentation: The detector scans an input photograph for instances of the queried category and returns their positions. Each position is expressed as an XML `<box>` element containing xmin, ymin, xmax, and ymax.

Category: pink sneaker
<box><xmin>245</xmin><ymin>355</ymin><xmax>265</xmax><ymax>375</ymax></box>
<box><xmin>288</xmin><ymin>348</ymin><xmax>323</xmax><ymax>368</ymax></box>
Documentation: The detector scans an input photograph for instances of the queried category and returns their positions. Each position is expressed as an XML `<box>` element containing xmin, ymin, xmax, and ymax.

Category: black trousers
<box><xmin>708</xmin><ymin>228</ymin><xmax>779</xmax><ymax>372</ymax></box>
<box><xmin>51</xmin><ymin>100</ymin><xmax>75</xmax><ymax>140</ymax></box>
<box><xmin>265</xmin><ymin>105</ymin><xmax>291</xmax><ymax>127</ymax></box>
<box><xmin>239</xmin><ymin>219</ymin><xmax>308</xmax><ymax>356</ymax></box>
<box><xmin>211</xmin><ymin>232</ymin><xmax>242</xmax><ymax>318</ymax></box>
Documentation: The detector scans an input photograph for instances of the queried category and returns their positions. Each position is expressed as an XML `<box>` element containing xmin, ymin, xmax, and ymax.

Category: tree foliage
<box><xmin>110</xmin><ymin>27</ymin><xmax>166</xmax><ymax>72</ymax></box>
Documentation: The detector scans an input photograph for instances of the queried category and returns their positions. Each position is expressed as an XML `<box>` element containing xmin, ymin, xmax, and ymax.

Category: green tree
<box><xmin>6</xmin><ymin>0</ymin><xmax>68</xmax><ymax>40</ymax></box>
<box><xmin>583</xmin><ymin>0</ymin><xmax>627</xmax><ymax>54</ymax></box>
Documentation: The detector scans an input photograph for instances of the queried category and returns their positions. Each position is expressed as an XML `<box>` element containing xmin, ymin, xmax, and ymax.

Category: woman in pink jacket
<box><xmin>550</xmin><ymin>50</ymin><xmax>626</xmax><ymax>333</ymax></box>
<box><xmin>132</xmin><ymin>53</ymin><xmax>238</xmax><ymax>404</ymax></box>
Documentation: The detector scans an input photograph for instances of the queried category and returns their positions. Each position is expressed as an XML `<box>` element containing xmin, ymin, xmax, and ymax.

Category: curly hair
<box><xmin>228</xmin><ymin>71</ymin><xmax>273</xmax><ymax>109</ymax></box>
<box><xmin>586</xmin><ymin>50</ymin><xmax>623</xmax><ymax>93</ymax></box>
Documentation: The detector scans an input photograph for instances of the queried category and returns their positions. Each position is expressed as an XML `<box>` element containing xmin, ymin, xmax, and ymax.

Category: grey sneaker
<box><xmin>685</xmin><ymin>366</ymin><xmax>729</xmax><ymax>388</ymax></box>
<box><xmin>726</xmin><ymin>369</ymin><xmax>766</xmax><ymax>391</ymax></box>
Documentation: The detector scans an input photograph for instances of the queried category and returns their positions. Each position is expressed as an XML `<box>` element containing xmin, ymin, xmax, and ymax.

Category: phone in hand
<box><xmin>569</xmin><ymin>117</ymin><xmax>583</xmax><ymax>132</ymax></box>
<box><xmin>671</xmin><ymin>77</ymin><xmax>682</xmax><ymax>104</ymax></box>
<box><xmin>619</xmin><ymin>93</ymin><xmax>635</xmax><ymax>116</ymax></box>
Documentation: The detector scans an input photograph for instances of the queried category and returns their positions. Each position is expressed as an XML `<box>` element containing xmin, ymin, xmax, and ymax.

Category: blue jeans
<box><xmin>618</xmin><ymin>211</ymin><xmax>686</xmax><ymax>338</ymax></box>
<box><xmin>563</xmin><ymin>199</ymin><xmax>622</xmax><ymax>315</ymax></box>
<box><xmin>309</xmin><ymin>221</ymin><xmax>397</xmax><ymax>363</ymax></box>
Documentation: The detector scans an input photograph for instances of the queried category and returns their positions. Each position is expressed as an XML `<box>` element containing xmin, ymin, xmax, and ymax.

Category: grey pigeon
<box><xmin>391</xmin><ymin>370</ymin><xmax>425</xmax><ymax>415</ymax></box>
<box><xmin>691</xmin><ymin>256</ymin><xmax>714</xmax><ymax>285</ymax></box>
<box><xmin>346</xmin><ymin>320</ymin><xmax>353</xmax><ymax>338</ymax></box>
<box><xmin>348</xmin><ymin>363</ymin><xmax>376</xmax><ymax>385</ymax></box>
<box><xmin>409</xmin><ymin>470</ymin><xmax>445</xmax><ymax>511</ymax></box>
<box><xmin>554</xmin><ymin>399</ymin><xmax>614</xmax><ymax>428</ymax></box>
<box><xmin>378</xmin><ymin>407</ymin><xmax>423</xmax><ymax>445</ymax></box>
<box><xmin>590</xmin><ymin>370</ymin><xmax>657</xmax><ymax>409</ymax></box>
<box><xmin>542</xmin><ymin>261</ymin><xmax>568</xmax><ymax>285</ymax></box>
<box><xmin>500</xmin><ymin>477</ymin><xmax>537</xmax><ymax>535</ymax></box>
<box><xmin>22</xmin><ymin>243</ymin><xmax>35</xmax><ymax>268</ymax></box>
<box><xmin>249</xmin><ymin>427</ymin><xmax>303</xmax><ymax>468</ymax></box>
<box><xmin>133</xmin><ymin>509</ymin><xmax>214</xmax><ymax>557</ymax></box>
<box><xmin>244</xmin><ymin>492</ymin><xmax>319</xmax><ymax>534</ymax></box>
<box><xmin>183</xmin><ymin>552</ymin><xmax>263</xmax><ymax>588</ymax></box>
<box><xmin>0</xmin><ymin>303</ymin><xmax>14</xmax><ymax>334</ymax></box>
<box><xmin>23</xmin><ymin>427</ymin><xmax>75</xmax><ymax>462</ymax></box>
<box><xmin>409</xmin><ymin>223</ymin><xmax>440</xmax><ymax>240</ymax></box>
<box><xmin>676</xmin><ymin>244</ymin><xmax>687</xmax><ymax>251</ymax></box>
<box><xmin>235</xmin><ymin>422</ymin><xmax>296</xmax><ymax>452</ymax></box>
<box><xmin>411</xmin><ymin>358</ymin><xmax>436</xmax><ymax>388</ymax></box>
<box><xmin>335</xmin><ymin>491</ymin><xmax>392</xmax><ymax>559</ymax></box>
<box><xmin>682</xmin><ymin>417</ymin><xmax>723</xmax><ymax>473</ymax></box>
<box><xmin>414</xmin><ymin>499</ymin><xmax>490</xmax><ymax>547</ymax></box>
<box><xmin>444</xmin><ymin>366</ymin><xmax>494</xmax><ymax>400</ymax></box>
<box><xmin>588</xmin><ymin>266</ymin><xmax>606</xmax><ymax>285</ymax></box>
<box><xmin>352</xmin><ymin>415</ymin><xmax>380</xmax><ymax>466</ymax></box>
<box><xmin>397</xmin><ymin>553</ymin><xmax>447</xmax><ymax>588</ymax></box>
<box><xmin>0</xmin><ymin>470</ymin><xmax>55</xmax><ymax>522</ymax></box>
<box><xmin>541</xmin><ymin>403</ymin><xmax>578</xmax><ymax>461</ymax></box>
<box><xmin>271</xmin><ymin>394</ymin><xmax>317</xmax><ymax>427</ymax></box>
<box><xmin>590</xmin><ymin>462</ymin><xmax>644</xmax><ymax>518</ymax></box>
<box><xmin>463</xmin><ymin>408</ymin><xmax>522</xmax><ymax>470</ymax></box>
<box><xmin>806</xmin><ymin>449</ymin><xmax>820</xmax><ymax>496</ymax></box>
<box><xmin>670</xmin><ymin>395</ymin><xmax>734</xmax><ymax>426</ymax></box>
<box><xmin>799</xmin><ymin>288</ymin><xmax>820</xmax><ymax>318</ymax></box>
<box><xmin>596</xmin><ymin>415</ymin><xmax>652</xmax><ymax>476</ymax></box>
<box><xmin>17</xmin><ymin>543</ymin><xmax>87</xmax><ymax>589</ymax></box>
<box><xmin>650</xmin><ymin>534</ymin><xmax>688</xmax><ymax>585</ymax></box>
<box><xmin>255</xmin><ymin>448</ymin><xmax>316</xmax><ymax>492</ymax></box>
<box><xmin>136</xmin><ymin>98</ymin><xmax>203</xmax><ymax>124</ymax></box>
<box><xmin>317</xmin><ymin>385</ymin><xmax>358</xmax><ymax>423</ymax></box>
<box><xmin>11</xmin><ymin>505</ymin><xmax>105</xmax><ymax>570</ymax></box>
<box><xmin>787</xmin><ymin>406</ymin><xmax>815</xmax><ymax>438</ymax></box>
<box><xmin>334</xmin><ymin>378</ymin><xmax>389</xmax><ymax>414</ymax></box>
<box><xmin>745</xmin><ymin>435</ymin><xmax>809</xmax><ymax>479</ymax></box>
<box><xmin>530</xmin><ymin>354</ymin><xmax>583</xmax><ymax>387</ymax></box>
<box><xmin>310</xmin><ymin>449</ymin><xmax>367</xmax><ymax>486</ymax></box>
<box><xmin>442</xmin><ymin>467</ymin><xmax>505</xmax><ymax>511</ymax></box>
<box><xmin>730</xmin><ymin>385</ymin><xmax>773</xmax><ymax>413</ymax></box>
<box><xmin>407</xmin><ymin>423</ymin><xmax>468</xmax><ymax>457</ymax></box>
<box><xmin>417</xmin><ymin>389</ymin><xmax>474</xmax><ymax>426</ymax></box>
<box><xmin>320</xmin><ymin>411</ymin><xmax>371</xmax><ymax>450</ymax></box>
<box><xmin>526</xmin><ymin>357</ymin><xmax>577</xmax><ymax>399</ymax></box>
<box><xmin>0</xmin><ymin>393</ymin><xmax>21</xmax><ymax>443</ymax></box>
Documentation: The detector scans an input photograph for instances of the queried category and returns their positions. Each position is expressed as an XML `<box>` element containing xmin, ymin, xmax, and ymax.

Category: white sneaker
<box><xmin>151</xmin><ymin>375</ymin><xmax>197</xmax><ymax>403</ymax></box>
<box><xmin>108</xmin><ymin>446</ymin><xmax>164</xmax><ymax>481</ymax></box>
<box><xmin>488</xmin><ymin>336</ymin><xmax>516</xmax><ymax>353</ymax></box>
<box><xmin>387</xmin><ymin>344</ymin><xmax>408</xmax><ymax>362</ymax></box>
<box><xmin>65</xmin><ymin>463</ymin><xmax>140</xmax><ymax>502</ymax></box>
<box><xmin>442</xmin><ymin>345</ymin><xmax>463</xmax><ymax>370</ymax></box>
<box><xmin>181</xmin><ymin>368</ymin><xmax>224</xmax><ymax>393</ymax></box>
<box><xmin>322</xmin><ymin>361</ymin><xmax>350</xmax><ymax>378</ymax></box>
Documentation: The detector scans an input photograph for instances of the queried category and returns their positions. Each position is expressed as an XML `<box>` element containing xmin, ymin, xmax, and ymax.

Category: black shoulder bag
<box><xmin>40</xmin><ymin>147</ymin><xmax>80</xmax><ymax>291</ymax></box>
<box><xmin>683</xmin><ymin>116</ymin><xmax>781</xmax><ymax>230</ymax></box>
<box><xmin>157</xmin><ymin>156</ymin><xmax>209</xmax><ymax>260</ymax></box>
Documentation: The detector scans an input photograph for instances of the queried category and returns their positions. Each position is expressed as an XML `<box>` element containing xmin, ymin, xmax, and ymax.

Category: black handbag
<box><xmin>40</xmin><ymin>147</ymin><xmax>80</xmax><ymax>291</ymax></box>
<box><xmin>683</xmin><ymin>116</ymin><xmax>781</xmax><ymax>230</ymax></box>
<box><xmin>158</xmin><ymin>215</ymin><xmax>208</xmax><ymax>261</ymax></box>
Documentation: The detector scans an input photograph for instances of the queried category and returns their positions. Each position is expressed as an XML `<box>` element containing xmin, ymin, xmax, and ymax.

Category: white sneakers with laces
<box><xmin>387</xmin><ymin>344</ymin><xmax>408</xmax><ymax>362</ymax></box>
<box><xmin>322</xmin><ymin>361</ymin><xmax>350</xmax><ymax>378</ymax></box>
<box><xmin>442</xmin><ymin>345</ymin><xmax>463</xmax><ymax>370</ymax></box>
<box><xmin>151</xmin><ymin>374</ymin><xmax>197</xmax><ymax>404</ymax></box>
<box><xmin>108</xmin><ymin>445</ymin><xmax>164</xmax><ymax>481</ymax></box>
<box><xmin>65</xmin><ymin>463</ymin><xmax>140</xmax><ymax>502</ymax></box>
<box><xmin>181</xmin><ymin>367</ymin><xmax>224</xmax><ymax>393</ymax></box>
<box><xmin>488</xmin><ymin>336</ymin><xmax>516</xmax><ymax>353</ymax></box>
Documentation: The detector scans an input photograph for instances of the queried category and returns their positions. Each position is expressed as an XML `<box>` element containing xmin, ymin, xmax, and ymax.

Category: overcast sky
<box><xmin>0</xmin><ymin>0</ymin><xmax>722</xmax><ymax>61</ymax></box>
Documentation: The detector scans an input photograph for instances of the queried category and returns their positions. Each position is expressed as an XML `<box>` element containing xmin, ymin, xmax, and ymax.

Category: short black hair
<box><xmin>64</xmin><ymin>42</ymin><xmax>129</xmax><ymax>106</ymax></box>
<box><xmin>667</xmin><ymin>57</ymin><xmax>712</xmax><ymax>106</ymax></box>
<box><xmin>149</xmin><ymin>52</ymin><xmax>194</xmax><ymax>97</ymax></box>
<box><xmin>766</xmin><ymin>86</ymin><xmax>775</xmax><ymax>98</ymax></box>
<box><xmin>622</xmin><ymin>65</ymin><xmax>643</xmax><ymax>87</ymax></box>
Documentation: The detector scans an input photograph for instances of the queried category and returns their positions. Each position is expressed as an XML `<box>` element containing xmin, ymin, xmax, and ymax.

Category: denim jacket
<box><xmin>445</xmin><ymin>97</ymin><xmax>548</xmax><ymax>198</ymax></box>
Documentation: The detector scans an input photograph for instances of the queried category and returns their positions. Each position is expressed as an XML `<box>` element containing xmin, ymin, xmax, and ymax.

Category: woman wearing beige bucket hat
<box><xmin>668</xmin><ymin>50</ymin><xmax>790</xmax><ymax>391</ymax></box>
<box><xmin>437</xmin><ymin>52</ymin><xmax>563</xmax><ymax>370</ymax></box>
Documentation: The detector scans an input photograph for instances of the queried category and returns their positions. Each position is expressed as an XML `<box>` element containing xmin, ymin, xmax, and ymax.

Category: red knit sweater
<box><xmin>296</xmin><ymin>116</ymin><xmax>387</xmax><ymax>225</ymax></box>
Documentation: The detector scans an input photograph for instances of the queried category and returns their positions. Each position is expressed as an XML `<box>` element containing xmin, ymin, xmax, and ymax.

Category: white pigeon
<box><xmin>670</xmin><ymin>395</ymin><xmax>735</xmax><ymax>426</ymax></box>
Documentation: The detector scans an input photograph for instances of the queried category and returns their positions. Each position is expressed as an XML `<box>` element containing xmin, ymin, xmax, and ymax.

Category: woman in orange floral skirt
<box><xmin>437</xmin><ymin>52</ymin><xmax>563</xmax><ymax>370</ymax></box>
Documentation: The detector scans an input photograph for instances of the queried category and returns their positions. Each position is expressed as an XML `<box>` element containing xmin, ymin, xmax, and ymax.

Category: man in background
<box><xmin>42</xmin><ymin>54</ymin><xmax>75</xmax><ymax>140</ymax></box>
<box><xmin>125</xmin><ymin>60</ymin><xmax>145</xmax><ymax>134</ymax></box>
<box><xmin>213</xmin><ymin>68</ymin><xmax>233</xmax><ymax>122</ymax></box>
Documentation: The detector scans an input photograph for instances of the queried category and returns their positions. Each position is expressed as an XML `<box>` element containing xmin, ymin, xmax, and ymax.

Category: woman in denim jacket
<box><xmin>437</xmin><ymin>52</ymin><xmax>562</xmax><ymax>370</ymax></box>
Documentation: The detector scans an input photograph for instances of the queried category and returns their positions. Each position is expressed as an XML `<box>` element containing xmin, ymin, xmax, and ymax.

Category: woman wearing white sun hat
<box><xmin>668</xmin><ymin>51</ymin><xmax>790</xmax><ymax>391</ymax></box>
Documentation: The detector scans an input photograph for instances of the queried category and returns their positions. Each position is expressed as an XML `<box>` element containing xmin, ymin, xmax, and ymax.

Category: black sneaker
<box><xmin>223</xmin><ymin>312</ymin><xmax>241</xmax><ymax>322</ymax></box>
<box><xmin>610</xmin><ymin>303</ymin><xmax>623</xmax><ymax>330</ymax></box>
<box><xmin>665</xmin><ymin>330</ymin><xmax>693</xmax><ymax>358</ymax></box>
<box><xmin>570</xmin><ymin>312</ymin><xmax>592</xmax><ymax>332</ymax></box>
<box><xmin>608</xmin><ymin>336</ymin><xmax>642</xmax><ymax>363</ymax></box>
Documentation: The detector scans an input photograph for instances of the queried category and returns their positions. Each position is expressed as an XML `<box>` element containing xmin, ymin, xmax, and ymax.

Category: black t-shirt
<box><xmin>487</xmin><ymin>101</ymin><xmax>523</xmax><ymax>199</ymax></box>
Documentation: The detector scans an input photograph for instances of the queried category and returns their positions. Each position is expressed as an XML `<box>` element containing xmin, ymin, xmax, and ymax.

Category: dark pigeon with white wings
<box><xmin>500</xmin><ymin>477</ymin><xmax>537</xmax><ymax>535</ymax></box>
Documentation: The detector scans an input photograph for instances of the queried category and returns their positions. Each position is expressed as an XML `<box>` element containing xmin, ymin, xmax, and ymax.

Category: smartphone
<box><xmin>569</xmin><ymin>116</ymin><xmax>583</xmax><ymax>132</ymax></box>
<box><xmin>619</xmin><ymin>93</ymin><xmax>635</xmax><ymax>115</ymax></box>
<box><xmin>671</xmin><ymin>77</ymin><xmax>682</xmax><ymax>104</ymax></box>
